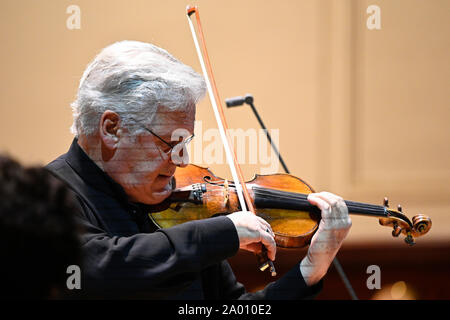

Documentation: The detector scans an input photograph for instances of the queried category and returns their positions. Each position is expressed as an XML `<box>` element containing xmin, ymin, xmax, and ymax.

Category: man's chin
<box><xmin>146</xmin><ymin>188</ymin><xmax>172</xmax><ymax>205</ymax></box>
<box><xmin>128</xmin><ymin>177</ymin><xmax>174</xmax><ymax>205</ymax></box>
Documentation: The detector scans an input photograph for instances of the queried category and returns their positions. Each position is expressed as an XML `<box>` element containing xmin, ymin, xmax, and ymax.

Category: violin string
<box><xmin>202</xmin><ymin>184</ymin><xmax>395</xmax><ymax>218</ymax></box>
<box><xmin>209</xmin><ymin>184</ymin><xmax>386</xmax><ymax>214</ymax></box>
<box><xmin>253</xmin><ymin>187</ymin><xmax>411</xmax><ymax>224</ymax></box>
<box><xmin>252</xmin><ymin>187</ymin><xmax>388</xmax><ymax>217</ymax></box>
<box><xmin>253</xmin><ymin>187</ymin><xmax>385</xmax><ymax>210</ymax></box>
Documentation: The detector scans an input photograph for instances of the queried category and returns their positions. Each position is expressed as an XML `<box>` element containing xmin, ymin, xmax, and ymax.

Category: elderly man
<box><xmin>46</xmin><ymin>40</ymin><xmax>351</xmax><ymax>299</ymax></box>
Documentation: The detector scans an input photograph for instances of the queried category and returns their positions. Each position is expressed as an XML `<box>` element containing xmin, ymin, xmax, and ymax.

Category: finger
<box><xmin>242</xmin><ymin>242</ymin><xmax>277</xmax><ymax>262</ymax></box>
<box><xmin>255</xmin><ymin>215</ymin><xmax>271</xmax><ymax>230</ymax></box>
<box><xmin>315</xmin><ymin>192</ymin><xmax>341</xmax><ymax>208</ymax></box>
<box><xmin>240</xmin><ymin>212</ymin><xmax>273</xmax><ymax>236</ymax></box>
<box><xmin>307</xmin><ymin>193</ymin><xmax>331</xmax><ymax>212</ymax></box>
<box><xmin>319</xmin><ymin>191</ymin><xmax>343</xmax><ymax>201</ymax></box>
<box><xmin>315</xmin><ymin>192</ymin><xmax>348</xmax><ymax>218</ymax></box>
<box><xmin>318</xmin><ymin>192</ymin><xmax>346</xmax><ymax>211</ymax></box>
<box><xmin>256</xmin><ymin>216</ymin><xmax>274</xmax><ymax>237</ymax></box>
<box><xmin>242</xmin><ymin>242</ymin><xmax>262</xmax><ymax>254</ymax></box>
<box><xmin>258</xmin><ymin>227</ymin><xmax>276</xmax><ymax>261</ymax></box>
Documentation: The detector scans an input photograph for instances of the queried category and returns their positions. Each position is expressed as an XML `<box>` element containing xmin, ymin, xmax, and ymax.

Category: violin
<box><xmin>149</xmin><ymin>164</ymin><xmax>432</xmax><ymax>249</ymax></box>
<box><xmin>178</xmin><ymin>6</ymin><xmax>432</xmax><ymax>276</ymax></box>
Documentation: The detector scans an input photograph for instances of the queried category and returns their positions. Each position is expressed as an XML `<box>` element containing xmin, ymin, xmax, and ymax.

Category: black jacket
<box><xmin>46</xmin><ymin>139</ymin><xmax>322</xmax><ymax>299</ymax></box>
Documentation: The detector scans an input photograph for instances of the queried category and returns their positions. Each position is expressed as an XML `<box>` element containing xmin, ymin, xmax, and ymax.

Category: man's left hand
<box><xmin>300</xmin><ymin>192</ymin><xmax>352</xmax><ymax>286</ymax></box>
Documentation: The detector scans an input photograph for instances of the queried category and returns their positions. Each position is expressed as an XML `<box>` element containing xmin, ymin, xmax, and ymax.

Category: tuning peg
<box><xmin>392</xmin><ymin>225</ymin><xmax>402</xmax><ymax>237</ymax></box>
<box><xmin>383</xmin><ymin>197</ymin><xmax>389</xmax><ymax>207</ymax></box>
<box><xmin>397</xmin><ymin>204</ymin><xmax>402</xmax><ymax>212</ymax></box>
<box><xmin>404</xmin><ymin>232</ymin><xmax>415</xmax><ymax>246</ymax></box>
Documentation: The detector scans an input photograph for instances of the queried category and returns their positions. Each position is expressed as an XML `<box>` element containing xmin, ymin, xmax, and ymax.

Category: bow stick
<box><xmin>186</xmin><ymin>5</ymin><xmax>276</xmax><ymax>276</ymax></box>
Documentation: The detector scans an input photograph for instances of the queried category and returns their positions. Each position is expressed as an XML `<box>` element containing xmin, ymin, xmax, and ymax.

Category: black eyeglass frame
<box><xmin>141</xmin><ymin>126</ymin><xmax>195</xmax><ymax>153</ymax></box>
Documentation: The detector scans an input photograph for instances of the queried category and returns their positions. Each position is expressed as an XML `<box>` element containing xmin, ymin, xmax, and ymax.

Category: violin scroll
<box><xmin>378</xmin><ymin>198</ymin><xmax>432</xmax><ymax>246</ymax></box>
<box><xmin>412</xmin><ymin>214</ymin><xmax>432</xmax><ymax>237</ymax></box>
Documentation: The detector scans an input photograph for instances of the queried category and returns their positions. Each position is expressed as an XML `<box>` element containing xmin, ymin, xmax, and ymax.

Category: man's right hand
<box><xmin>226</xmin><ymin>211</ymin><xmax>276</xmax><ymax>261</ymax></box>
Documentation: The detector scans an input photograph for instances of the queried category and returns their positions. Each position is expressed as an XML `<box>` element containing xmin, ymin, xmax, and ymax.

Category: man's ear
<box><xmin>99</xmin><ymin>110</ymin><xmax>121</xmax><ymax>150</ymax></box>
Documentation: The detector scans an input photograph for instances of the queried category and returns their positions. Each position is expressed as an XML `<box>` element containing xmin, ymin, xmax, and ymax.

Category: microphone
<box><xmin>225</xmin><ymin>94</ymin><xmax>254</xmax><ymax>107</ymax></box>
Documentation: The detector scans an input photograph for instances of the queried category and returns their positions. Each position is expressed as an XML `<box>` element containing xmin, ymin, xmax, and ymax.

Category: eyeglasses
<box><xmin>136</xmin><ymin>122</ymin><xmax>194</xmax><ymax>165</ymax></box>
<box><xmin>144</xmin><ymin>126</ymin><xmax>194</xmax><ymax>152</ymax></box>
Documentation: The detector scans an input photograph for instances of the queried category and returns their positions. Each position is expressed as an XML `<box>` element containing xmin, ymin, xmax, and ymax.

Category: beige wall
<box><xmin>1</xmin><ymin>0</ymin><xmax>449</xmax><ymax>245</ymax></box>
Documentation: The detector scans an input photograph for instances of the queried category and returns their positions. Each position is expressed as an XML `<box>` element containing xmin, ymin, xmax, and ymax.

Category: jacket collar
<box><xmin>65</xmin><ymin>138</ymin><xmax>131</xmax><ymax>206</ymax></box>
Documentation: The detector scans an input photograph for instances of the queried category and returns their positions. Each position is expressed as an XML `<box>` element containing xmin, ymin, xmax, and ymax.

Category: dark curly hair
<box><xmin>0</xmin><ymin>154</ymin><xmax>82</xmax><ymax>299</ymax></box>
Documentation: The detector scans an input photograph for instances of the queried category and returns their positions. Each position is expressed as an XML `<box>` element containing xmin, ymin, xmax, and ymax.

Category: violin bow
<box><xmin>186</xmin><ymin>5</ymin><xmax>276</xmax><ymax>276</ymax></box>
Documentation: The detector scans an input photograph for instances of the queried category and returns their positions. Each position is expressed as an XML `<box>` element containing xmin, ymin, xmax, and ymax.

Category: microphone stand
<box><xmin>226</xmin><ymin>94</ymin><xmax>359</xmax><ymax>300</ymax></box>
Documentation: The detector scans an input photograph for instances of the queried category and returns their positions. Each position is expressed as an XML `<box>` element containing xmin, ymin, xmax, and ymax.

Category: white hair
<box><xmin>70</xmin><ymin>40</ymin><xmax>206</xmax><ymax>136</ymax></box>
